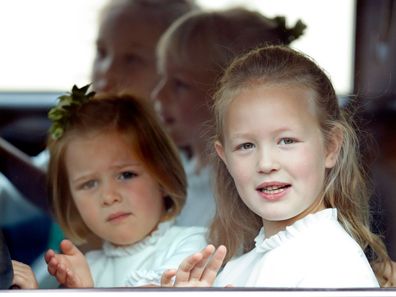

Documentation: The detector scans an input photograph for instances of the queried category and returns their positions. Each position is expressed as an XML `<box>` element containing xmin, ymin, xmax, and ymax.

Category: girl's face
<box><xmin>215</xmin><ymin>84</ymin><xmax>339</xmax><ymax>237</ymax></box>
<box><xmin>151</xmin><ymin>51</ymin><xmax>216</xmax><ymax>149</ymax></box>
<box><xmin>65</xmin><ymin>130</ymin><xmax>165</xmax><ymax>246</ymax></box>
<box><xmin>91</xmin><ymin>7</ymin><xmax>162</xmax><ymax>100</ymax></box>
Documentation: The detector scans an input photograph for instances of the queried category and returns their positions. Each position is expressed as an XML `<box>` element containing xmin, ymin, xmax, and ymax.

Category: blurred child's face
<box><xmin>151</xmin><ymin>52</ymin><xmax>216</xmax><ymax>150</ymax></box>
<box><xmin>215</xmin><ymin>84</ymin><xmax>339</xmax><ymax>237</ymax></box>
<box><xmin>92</xmin><ymin>6</ymin><xmax>162</xmax><ymax>100</ymax></box>
<box><xmin>65</xmin><ymin>130</ymin><xmax>165</xmax><ymax>246</ymax></box>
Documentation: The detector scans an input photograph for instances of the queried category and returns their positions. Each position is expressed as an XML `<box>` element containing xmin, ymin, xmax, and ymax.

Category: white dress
<box><xmin>175</xmin><ymin>153</ymin><xmax>216</xmax><ymax>227</ymax></box>
<box><xmin>86</xmin><ymin>220</ymin><xmax>207</xmax><ymax>287</ymax></box>
<box><xmin>215</xmin><ymin>208</ymin><xmax>379</xmax><ymax>288</ymax></box>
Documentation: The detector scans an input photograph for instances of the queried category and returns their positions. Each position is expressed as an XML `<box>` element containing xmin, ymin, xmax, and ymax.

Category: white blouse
<box><xmin>215</xmin><ymin>208</ymin><xmax>379</xmax><ymax>288</ymax></box>
<box><xmin>86</xmin><ymin>220</ymin><xmax>207</xmax><ymax>287</ymax></box>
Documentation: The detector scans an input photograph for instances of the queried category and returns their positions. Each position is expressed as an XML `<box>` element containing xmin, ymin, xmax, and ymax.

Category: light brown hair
<box><xmin>211</xmin><ymin>45</ymin><xmax>393</xmax><ymax>286</ymax></box>
<box><xmin>100</xmin><ymin>0</ymin><xmax>199</xmax><ymax>31</ymax></box>
<box><xmin>47</xmin><ymin>95</ymin><xmax>186</xmax><ymax>244</ymax></box>
<box><xmin>157</xmin><ymin>7</ymin><xmax>305</xmax><ymax>87</ymax></box>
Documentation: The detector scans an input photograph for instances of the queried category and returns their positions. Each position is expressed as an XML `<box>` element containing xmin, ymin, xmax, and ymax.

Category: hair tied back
<box><xmin>273</xmin><ymin>16</ymin><xmax>307</xmax><ymax>44</ymax></box>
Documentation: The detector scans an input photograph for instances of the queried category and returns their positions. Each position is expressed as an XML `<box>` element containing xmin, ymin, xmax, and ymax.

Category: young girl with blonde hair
<box><xmin>44</xmin><ymin>86</ymin><xmax>207</xmax><ymax>287</ymax></box>
<box><xmin>161</xmin><ymin>45</ymin><xmax>393</xmax><ymax>287</ymax></box>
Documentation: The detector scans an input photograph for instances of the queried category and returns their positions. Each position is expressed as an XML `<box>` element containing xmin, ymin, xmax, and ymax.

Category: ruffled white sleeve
<box><xmin>125</xmin><ymin>270</ymin><xmax>164</xmax><ymax>287</ymax></box>
<box><xmin>123</xmin><ymin>222</ymin><xmax>208</xmax><ymax>287</ymax></box>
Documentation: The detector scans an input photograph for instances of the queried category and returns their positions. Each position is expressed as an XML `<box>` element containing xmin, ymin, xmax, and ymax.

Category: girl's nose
<box><xmin>257</xmin><ymin>147</ymin><xmax>280</xmax><ymax>174</ymax></box>
<box><xmin>101</xmin><ymin>182</ymin><xmax>122</xmax><ymax>206</ymax></box>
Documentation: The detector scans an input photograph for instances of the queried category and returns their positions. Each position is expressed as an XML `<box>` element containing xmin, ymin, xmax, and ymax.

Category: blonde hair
<box><xmin>210</xmin><ymin>45</ymin><xmax>393</xmax><ymax>286</ymax></box>
<box><xmin>157</xmin><ymin>7</ymin><xmax>305</xmax><ymax>85</ymax></box>
<box><xmin>100</xmin><ymin>0</ymin><xmax>199</xmax><ymax>31</ymax></box>
<box><xmin>47</xmin><ymin>95</ymin><xmax>186</xmax><ymax>244</ymax></box>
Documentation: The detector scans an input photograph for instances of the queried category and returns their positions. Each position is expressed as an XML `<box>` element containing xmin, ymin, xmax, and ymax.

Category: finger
<box><xmin>65</xmin><ymin>268</ymin><xmax>79</xmax><ymax>288</ymax></box>
<box><xmin>11</xmin><ymin>260</ymin><xmax>24</xmax><ymax>272</ymax></box>
<box><xmin>174</xmin><ymin>253</ymin><xmax>203</xmax><ymax>284</ymax></box>
<box><xmin>189</xmin><ymin>245</ymin><xmax>216</xmax><ymax>280</ymax></box>
<box><xmin>60</xmin><ymin>239</ymin><xmax>81</xmax><ymax>256</ymax></box>
<box><xmin>56</xmin><ymin>263</ymin><xmax>68</xmax><ymax>285</ymax></box>
<box><xmin>12</xmin><ymin>273</ymin><xmax>38</xmax><ymax>289</ymax></box>
<box><xmin>12</xmin><ymin>260</ymin><xmax>32</xmax><ymax>275</ymax></box>
<box><xmin>11</xmin><ymin>261</ymin><xmax>38</xmax><ymax>289</ymax></box>
<box><xmin>47</xmin><ymin>257</ymin><xmax>59</xmax><ymax>276</ymax></box>
<box><xmin>12</xmin><ymin>272</ymin><xmax>27</xmax><ymax>289</ymax></box>
<box><xmin>161</xmin><ymin>269</ymin><xmax>176</xmax><ymax>287</ymax></box>
<box><xmin>44</xmin><ymin>249</ymin><xmax>55</xmax><ymax>264</ymax></box>
<box><xmin>201</xmin><ymin>245</ymin><xmax>227</xmax><ymax>284</ymax></box>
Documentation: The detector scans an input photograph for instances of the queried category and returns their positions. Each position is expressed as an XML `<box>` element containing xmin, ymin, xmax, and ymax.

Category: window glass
<box><xmin>196</xmin><ymin>0</ymin><xmax>356</xmax><ymax>95</ymax></box>
<box><xmin>0</xmin><ymin>0</ymin><xmax>355</xmax><ymax>94</ymax></box>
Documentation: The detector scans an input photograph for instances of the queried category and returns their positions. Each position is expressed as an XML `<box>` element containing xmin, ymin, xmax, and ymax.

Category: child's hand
<box><xmin>11</xmin><ymin>260</ymin><xmax>38</xmax><ymax>289</ymax></box>
<box><xmin>161</xmin><ymin>244</ymin><xmax>227</xmax><ymax>287</ymax></box>
<box><xmin>44</xmin><ymin>239</ymin><xmax>93</xmax><ymax>288</ymax></box>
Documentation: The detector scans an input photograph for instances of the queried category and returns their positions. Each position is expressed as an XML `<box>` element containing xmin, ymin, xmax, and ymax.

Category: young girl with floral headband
<box><xmin>161</xmin><ymin>45</ymin><xmax>394</xmax><ymax>287</ymax></box>
<box><xmin>44</xmin><ymin>86</ymin><xmax>207</xmax><ymax>287</ymax></box>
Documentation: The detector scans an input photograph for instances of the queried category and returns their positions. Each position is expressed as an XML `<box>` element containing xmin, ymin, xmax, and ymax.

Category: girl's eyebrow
<box><xmin>229</xmin><ymin>127</ymin><xmax>292</xmax><ymax>138</ymax></box>
<box><xmin>71</xmin><ymin>162</ymin><xmax>143</xmax><ymax>184</ymax></box>
<box><xmin>111</xmin><ymin>162</ymin><xmax>143</xmax><ymax>170</ymax></box>
<box><xmin>228</xmin><ymin>132</ymin><xmax>253</xmax><ymax>139</ymax></box>
<box><xmin>71</xmin><ymin>173</ymin><xmax>95</xmax><ymax>185</ymax></box>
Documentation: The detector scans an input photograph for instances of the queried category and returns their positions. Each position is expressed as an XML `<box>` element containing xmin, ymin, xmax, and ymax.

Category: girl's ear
<box><xmin>325</xmin><ymin>126</ymin><xmax>343</xmax><ymax>169</ymax></box>
<box><xmin>214</xmin><ymin>140</ymin><xmax>227</xmax><ymax>166</ymax></box>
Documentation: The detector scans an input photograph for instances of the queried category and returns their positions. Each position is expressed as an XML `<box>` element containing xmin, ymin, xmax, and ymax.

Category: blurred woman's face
<box><xmin>151</xmin><ymin>51</ymin><xmax>216</xmax><ymax>150</ymax></box>
<box><xmin>92</xmin><ymin>7</ymin><xmax>162</xmax><ymax>100</ymax></box>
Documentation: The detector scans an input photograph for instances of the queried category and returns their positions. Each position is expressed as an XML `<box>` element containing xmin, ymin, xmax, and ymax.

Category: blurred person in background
<box><xmin>152</xmin><ymin>7</ymin><xmax>305</xmax><ymax>227</ymax></box>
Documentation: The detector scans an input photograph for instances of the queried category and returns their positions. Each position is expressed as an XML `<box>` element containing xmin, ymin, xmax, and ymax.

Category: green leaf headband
<box><xmin>48</xmin><ymin>84</ymin><xmax>95</xmax><ymax>140</ymax></box>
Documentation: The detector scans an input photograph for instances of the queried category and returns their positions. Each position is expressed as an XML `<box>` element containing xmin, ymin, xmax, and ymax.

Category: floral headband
<box><xmin>48</xmin><ymin>84</ymin><xmax>95</xmax><ymax>140</ymax></box>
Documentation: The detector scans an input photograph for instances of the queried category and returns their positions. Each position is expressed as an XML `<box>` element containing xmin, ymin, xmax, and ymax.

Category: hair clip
<box><xmin>48</xmin><ymin>84</ymin><xmax>95</xmax><ymax>140</ymax></box>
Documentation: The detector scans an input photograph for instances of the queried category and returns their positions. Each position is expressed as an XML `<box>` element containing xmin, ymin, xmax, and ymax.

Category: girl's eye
<box><xmin>124</xmin><ymin>53</ymin><xmax>143</xmax><ymax>65</ymax></box>
<box><xmin>237</xmin><ymin>142</ymin><xmax>255</xmax><ymax>150</ymax></box>
<box><xmin>80</xmin><ymin>180</ymin><xmax>98</xmax><ymax>190</ymax></box>
<box><xmin>95</xmin><ymin>44</ymin><xmax>107</xmax><ymax>60</ymax></box>
<box><xmin>174</xmin><ymin>79</ymin><xmax>191</xmax><ymax>91</ymax></box>
<box><xmin>279</xmin><ymin>138</ymin><xmax>296</xmax><ymax>145</ymax></box>
<box><xmin>118</xmin><ymin>171</ymin><xmax>137</xmax><ymax>180</ymax></box>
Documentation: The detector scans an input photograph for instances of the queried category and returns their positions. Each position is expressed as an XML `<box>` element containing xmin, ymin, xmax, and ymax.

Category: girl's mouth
<box><xmin>106</xmin><ymin>212</ymin><xmax>131</xmax><ymax>222</ymax></box>
<box><xmin>258</xmin><ymin>184</ymin><xmax>291</xmax><ymax>194</ymax></box>
<box><xmin>256</xmin><ymin>183</ymin><xmax>291</xmax><ymax>201</ymax></box>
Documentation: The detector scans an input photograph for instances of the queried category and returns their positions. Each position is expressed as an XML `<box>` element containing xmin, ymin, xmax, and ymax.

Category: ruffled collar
<box><xmin>102</xmin><ymin>220</ymin><xmax>174</xmax><ymax>256</ymax></box>
<box><xmin>255</xmin><ymin>208</ymin><xmax>338</xmax><ymax>253</ymax></box>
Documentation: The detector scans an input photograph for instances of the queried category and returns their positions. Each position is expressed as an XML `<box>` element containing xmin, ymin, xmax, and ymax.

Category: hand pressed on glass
<box><xmin>161</xmin><ymin>244</ymin><xmax>227</xmax><ymax>287</ymax></box>
<box><xmin>45</xmin><ymin>239</ymin><xmax>93</xmax><ymax>288</ymax></box>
